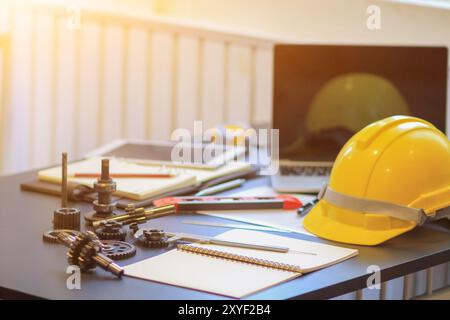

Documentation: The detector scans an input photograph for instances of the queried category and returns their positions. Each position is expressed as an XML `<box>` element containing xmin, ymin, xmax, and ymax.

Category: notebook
<box><xmin>123</xmin><ymin>229</ymin><xmax>358</xmax><ymax>298</ymax></box>
<box><xmin>37</xmin><ymin>157</ymin><xmax>252</xmax><ymax>201</ymax></box>
<box><xmin>38</xmin><ymin>157</ymin><xmax>197</xmax><ymax>200</ymax></box>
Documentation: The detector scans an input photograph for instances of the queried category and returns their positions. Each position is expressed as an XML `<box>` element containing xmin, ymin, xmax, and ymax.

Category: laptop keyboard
<box><xmin>280</xmin><ymin>165</ymin><xmax>331</xmax><ymax>176</ymax></box>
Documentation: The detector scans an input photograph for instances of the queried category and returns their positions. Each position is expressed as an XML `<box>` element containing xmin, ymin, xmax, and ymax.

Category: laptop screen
<box><xmin>273</xmin><ymin>45</ymin><xmax>448</xmax><ymax>162</ymax></box>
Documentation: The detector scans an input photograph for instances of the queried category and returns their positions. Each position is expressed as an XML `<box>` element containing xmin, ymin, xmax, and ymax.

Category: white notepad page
<box><xmin>123</xmin><ymin>229</ymin><xmax>358</xmax><ymax>298</ymax></box>
<box><xmin>124</xmin><ymin>249</ymin><xmax>298</xmax><ymax>299</ymax></box>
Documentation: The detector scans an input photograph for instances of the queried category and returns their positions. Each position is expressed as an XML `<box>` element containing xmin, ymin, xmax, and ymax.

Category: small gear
<box><xmin>94</xmin><ymin>220</ymin><xmax>126</xmax><ymax>241</ymax></box>
<box><xmin>53</xmin><ymin>207</ymin><xmax>81</xmax><ymax>230</ymax></box>
<box><xmin>101</xmin><ymin>240</ymin><xmax>136</xmax><ymax>260</ymax></box>
<box><xmin>42</xmin><ymin>229</ymin><xmax>81</xmax><ymax>244</ymax></box>
<box><xmin>78</xmin><ymin>241</ymin><xmax>101</xmax><ymax>271</ymax></box>
<box><xmin>67</xmin><ymin>231</ymin><xmax>100</xmax><ymax>270</ymax></box>
<box><xmin>129</xmin><ymin>222</ymin><xmax>140</xmax><ymax>236</ymax></box>
<box><xmin>137</xmin><ymin>229</ymin><xmax>169</xmax><ymax>248</ymax></box>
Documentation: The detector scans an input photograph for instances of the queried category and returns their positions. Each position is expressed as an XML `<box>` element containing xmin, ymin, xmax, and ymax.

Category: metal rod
<box><xmin>91</xmin><ymin>204</ymin><xmax>176</xmax><ymax>228</ymax></box>
<box><xmin>101</xmin><ymin>158</ymin><xmax>109</xmax><ymax>180</ymax></box>
<box><xmin>61</xmin><ymin>152</ymin><xmax>68</xmax><ymax>208</ymax></box>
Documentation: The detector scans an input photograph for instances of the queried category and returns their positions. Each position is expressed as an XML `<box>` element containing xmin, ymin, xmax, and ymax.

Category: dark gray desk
<box><xmin>1</xmin><ymin>170</ymin><xmax>449</xmax><ymax>299</ymax></box>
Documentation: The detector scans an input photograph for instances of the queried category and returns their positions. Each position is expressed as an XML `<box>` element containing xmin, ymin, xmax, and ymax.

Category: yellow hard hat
<box><xmin>306</xmin><ymin>73</ymin><xmax>410</xmax><ymax>134</ymax></box>
<box><xmin>303</xmin><ymin>116</ymin><xmax>450</xmax><ymax>246</ymax></box>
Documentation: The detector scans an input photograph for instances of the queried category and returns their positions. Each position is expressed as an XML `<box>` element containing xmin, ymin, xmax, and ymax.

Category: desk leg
<box><xmin>403</xmin><ymin>274</ymin><xmax>414</xmax><ymax>300</ymax></box>
<box><xmin>446</xmin><ymin>262</ymin><xmax>449</xmax><ymax>286</ymax></box>
<box><xmin>426</xmin><ymin>267</ymin><xmax>434</xmax><ymax>296</ymax></box>
<box><xmin>379</xmin><ymin>281</ymin><xmax>387</xmax><ymax>300</ymax></box>
<box><xmin>355</xmin><ymin>289</ymin><xmax>363</xmax><ymax>300</ymax></box>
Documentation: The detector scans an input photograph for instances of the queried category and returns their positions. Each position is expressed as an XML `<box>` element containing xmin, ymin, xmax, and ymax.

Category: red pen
<box><xmin>73</xmin><ymin>173</ymin><xmax>176</xmax><ymax>178</ymax></box>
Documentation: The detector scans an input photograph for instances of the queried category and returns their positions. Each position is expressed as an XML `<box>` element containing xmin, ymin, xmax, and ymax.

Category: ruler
<box><xmin>181</xmin><ymin>220</ymin><xmax>291</xmax><ymax>233</ymax></box>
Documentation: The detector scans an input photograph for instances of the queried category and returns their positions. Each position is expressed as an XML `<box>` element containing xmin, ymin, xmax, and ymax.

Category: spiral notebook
<box><xmin>123</xmin><ymin>230</ymin><xmax>358</xmax><ymax>298</ymax></box>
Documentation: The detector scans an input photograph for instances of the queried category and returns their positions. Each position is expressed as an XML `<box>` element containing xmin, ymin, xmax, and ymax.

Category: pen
<box><xmin>297</xmin><ymin>198</ymin><xmax>319</xmax><ymax>215</ymax></box>
<box><xmin>163</xmin><ymin>231</ymin><xmax>291</xmax><ymax>253</ymax></box>
<box><xmin>195</xmin><ymin>178</ymin><xmax>246</xmax><ymax>196</ymax></box>
<box><xmin>207</xmin><ymin>239</ymin><xmax>289</xmax><ymax>253</ymax></box>
<box><xmin>73</xmin><ymin>173</ymin><xmax>176</xmax><ymax>178</ymax></box>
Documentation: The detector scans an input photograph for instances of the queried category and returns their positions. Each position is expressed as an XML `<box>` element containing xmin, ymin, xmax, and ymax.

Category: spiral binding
<box><xmin>177</xmin><ymin>244</ymin><xmax>303</xmax><ymax>274</ymax></box>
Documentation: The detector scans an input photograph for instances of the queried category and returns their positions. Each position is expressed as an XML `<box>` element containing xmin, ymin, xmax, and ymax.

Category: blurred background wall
<box><xmin>159</xmin><ymin>0</ymin><xmax>450</xmax><ymax>46</ymax></box>
<box><xmin>0</xmin><ymin>0</ymin><xmax>449</xmax><ymax>175</ymax></box>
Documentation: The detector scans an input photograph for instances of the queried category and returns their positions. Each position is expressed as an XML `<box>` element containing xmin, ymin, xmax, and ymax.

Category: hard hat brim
<box><xmin>303</xmin><ymin>200</ymin><xmax>417</xmax><ymax>246</ymax></box>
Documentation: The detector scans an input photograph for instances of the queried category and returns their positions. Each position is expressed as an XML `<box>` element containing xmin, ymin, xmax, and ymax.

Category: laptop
<box><xmin>271</xmin><ymin>45</ymin><xmax>448</xmax><ymax>193</ymax></box>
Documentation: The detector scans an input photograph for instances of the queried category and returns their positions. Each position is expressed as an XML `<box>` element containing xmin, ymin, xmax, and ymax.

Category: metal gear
<box><xmin>137</xmin><ymin>229</ymin><xmax>169</xmax><ymax>248</ymax></box>
<box><xmin>53</xmin><ymin>207</ymin><xmax>81</xmax><ymax>230</ymax></box>
<box><xmin>55</xmin><ymin>231</ymin><xmax>123</xmax><ymax>277</ymax></box>
<box><xmin>42</xmin><ymin>229</ymin><xmax>81</xmax><ymax>244</ymax></box>
<box><xmin>101</xmin><ymin>240</ymin><xmax>136</xmax><ymax>260</ymax></box>
<box><xmin>84</xmin><ymin>159</ymin><xmax>118</xmax><ymax>225</ymax></box>
<box><xmin>78</xmin><ymin>241</ymin><xmax>100</xmax><ymax>271</ymax></box>
<box><xmin>94</xmin><ymin>220</ymin><xmax>126</xmax><ymax>241</ymax></box>
<box><xmin>129</xmin><ymin>222</ymin><xmax>140</xmax><ymax>236</ymax></box>
<box><xmin>66</xmin><ymin>231</ymin><xmax>102</xmax><ymax>272</ymax></box>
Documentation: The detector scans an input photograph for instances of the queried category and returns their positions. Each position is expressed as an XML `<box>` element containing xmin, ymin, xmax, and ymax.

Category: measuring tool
<box><xmin>181</xmin><ymin>220</ymin><xmax>291</xmax><ymax>233</ymax></box>
<box><xmin>153</xmin><ymin>195</ymin><xmax>302</xmax><ymax>211</ymax></box>
<box><xmin>92</xmin><ymin>195</ymin><xmax>302</xmax><ymax>228</ymax></box>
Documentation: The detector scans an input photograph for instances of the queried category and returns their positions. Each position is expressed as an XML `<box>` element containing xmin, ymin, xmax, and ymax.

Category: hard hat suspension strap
<box><xmin>318</xmin><ymin>185</ymin><xmax>428</xmax><ymax>225</ymax></box>
<box><xmin>430</xmin><ymin>207</ymin><xmax>450</xmax><ymax>221</ymax></box>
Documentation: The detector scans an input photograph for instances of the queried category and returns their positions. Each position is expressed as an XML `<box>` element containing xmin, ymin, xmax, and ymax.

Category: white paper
<box><xmin>124</xmin><ymin>248</ymin><xmax>298</xmax><ymax>299</ymax></box>
<box><xmin>123</xmin><ymin>229</ymin><xmax>358</xmax><ymax>298</ymax></box>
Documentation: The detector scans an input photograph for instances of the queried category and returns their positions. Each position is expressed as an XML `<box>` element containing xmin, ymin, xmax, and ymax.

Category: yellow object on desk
<box><xmin>304</xmin><ymin>116</ymin><xmax>450</xmax><ymax>246</ymax></box>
